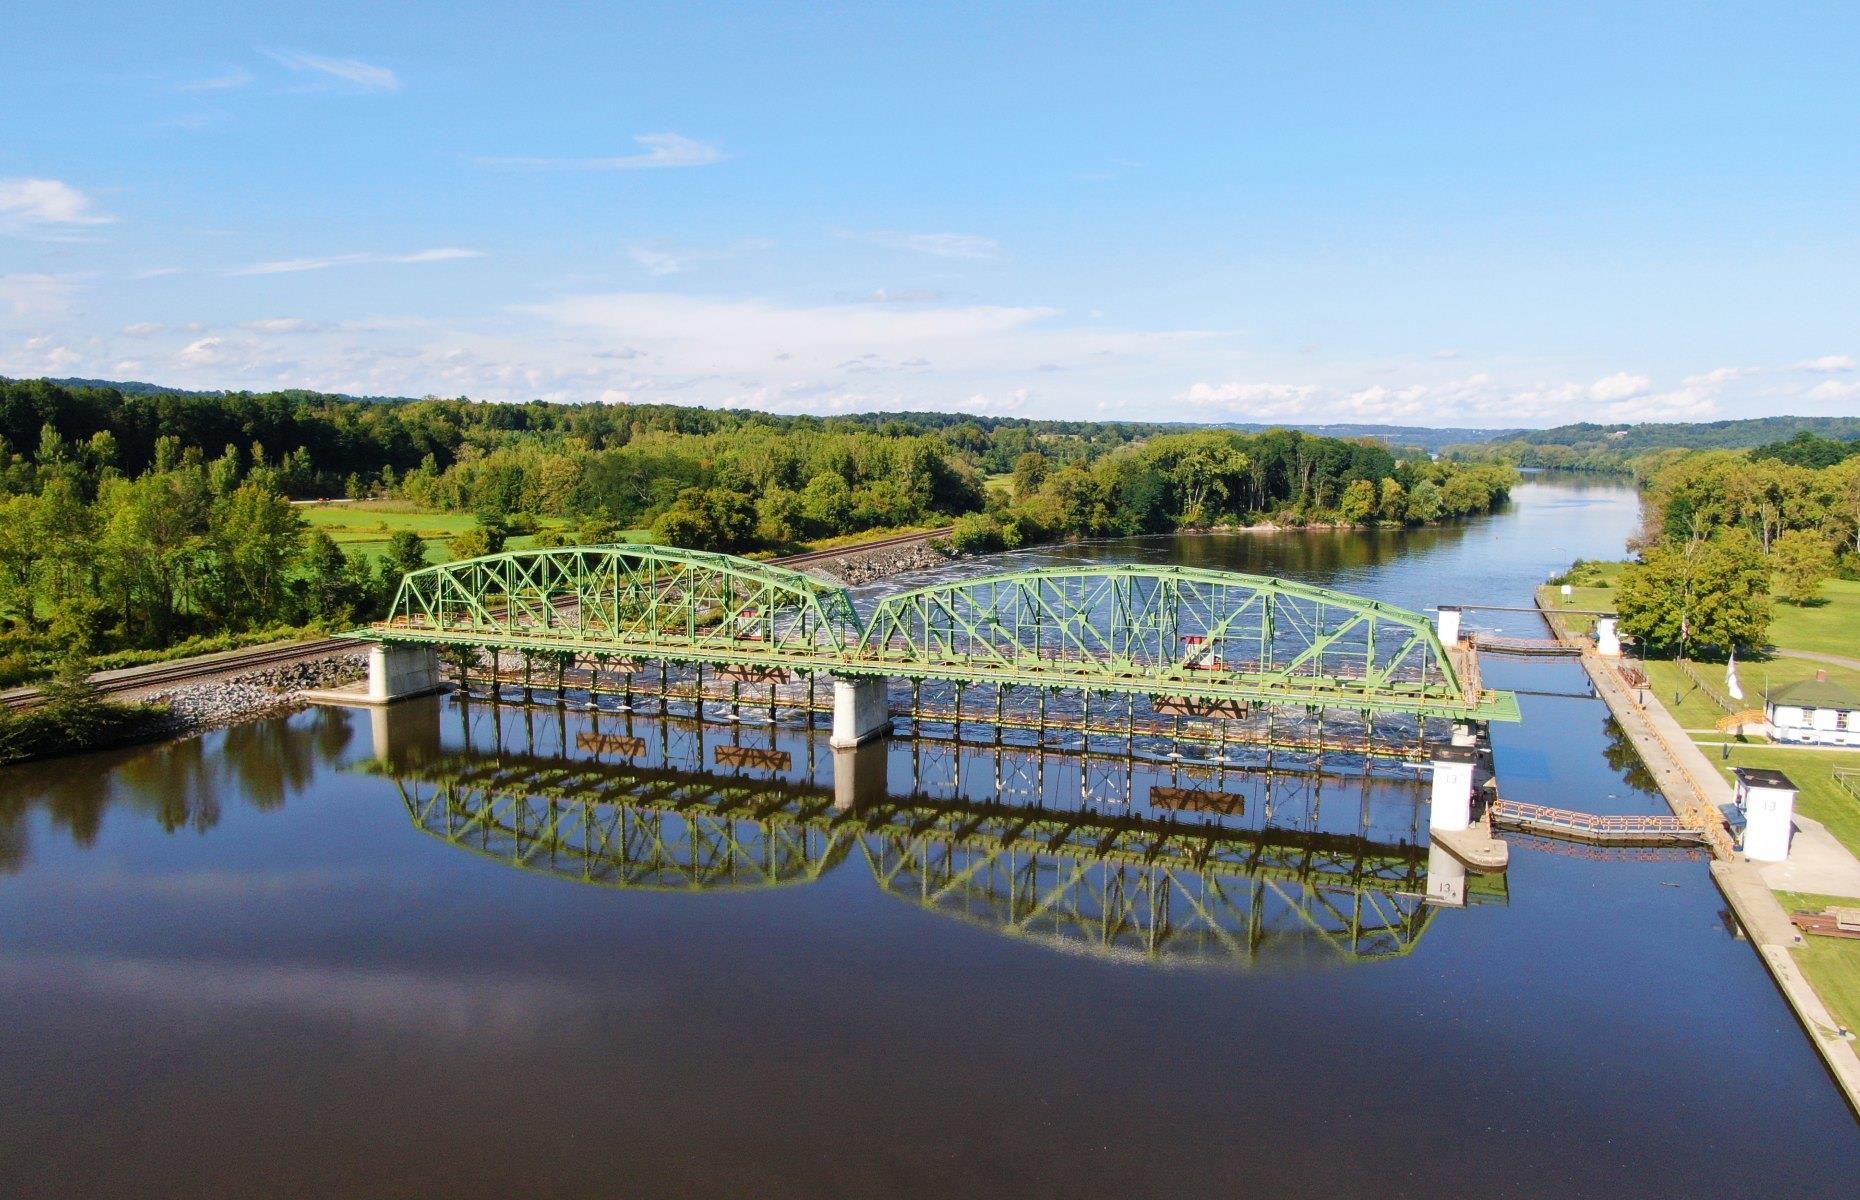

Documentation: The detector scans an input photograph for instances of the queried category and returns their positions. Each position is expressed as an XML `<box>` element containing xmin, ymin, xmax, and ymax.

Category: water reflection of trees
<box><xmin>0</xmin><ymin>706</ymin><xmax>356</xmax><ymax>873</ymax></box>
<box><xmin>1600</xmin><ymin>715</ymin><xmax>1660</xmax><ymax>795</ymax></box>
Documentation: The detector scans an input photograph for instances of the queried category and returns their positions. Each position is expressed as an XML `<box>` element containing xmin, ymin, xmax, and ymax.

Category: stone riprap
<box><xmin>146</xmin><ymin>652</ymin><xmax>367</xmax><ymax>736</ymax></box>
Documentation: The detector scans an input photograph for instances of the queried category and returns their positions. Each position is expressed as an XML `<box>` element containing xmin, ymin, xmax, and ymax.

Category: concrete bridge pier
<box><xmin>830</xmin><ymin>674</ymin><xmax>892</xmax><ymax>748</ymax></box>
<box><xmin>367</xmin><ymin>643</ymin><xmax>445</xmax><ymax>704</ymax></box>
<box><xmin>1427</xmin><ymin>746</ymin><xmax>1478</xmax><ymax>832</ymax></box>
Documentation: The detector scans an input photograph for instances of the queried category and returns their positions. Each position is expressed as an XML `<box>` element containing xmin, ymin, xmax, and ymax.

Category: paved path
<box><xmin>1776</xmin><ymin>647</ymin><xmax>1860</xmax><ymax>673</ymax></box>
<box><xmin>1533</xmin><ymin>590</ymin><xmax>1860</xmax><ymax>1115</ymax></box>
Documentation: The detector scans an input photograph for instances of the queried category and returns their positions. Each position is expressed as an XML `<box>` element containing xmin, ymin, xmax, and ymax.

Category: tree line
<box><xmin>0</xmin><ymin>378</ymin><xmax>1519</xmax><ymax>685</ymax></box>
<box><xmin>947</xmin><ymin>429</ymin><xmax>1516</xmax><ymax>551</ymax></box>
<box><xmin>1615</xmin><ymin>433</ymin><xmax>1860</xmax><ymax>656</ymax></box>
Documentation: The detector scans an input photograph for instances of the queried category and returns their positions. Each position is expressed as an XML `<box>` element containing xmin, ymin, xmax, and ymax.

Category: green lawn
<box><xmin>1638</xmin><ymin>658</ymin><xmax>1755</xmax><ymax>728</ymax></box>
<box><xmin>1769</xmin><ymin>577</ymin><xmax>1860</xmax><ymax>662</ymax></box>
<box><xmin>294</xmin><ymin>500</ymin><xmax>619</xmax><ymax>565</ymax></box>
<box><xmin>1778</xmin><ymin>891</ymin><xmax>1860</xmax><ymax>1034</ymax></box>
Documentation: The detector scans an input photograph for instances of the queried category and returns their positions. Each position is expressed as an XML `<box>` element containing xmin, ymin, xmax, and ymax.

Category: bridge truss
<box><xmin>371</xmin><ymin>546</ymin><xmax>1517</xmax><ymax>724</ymax></box>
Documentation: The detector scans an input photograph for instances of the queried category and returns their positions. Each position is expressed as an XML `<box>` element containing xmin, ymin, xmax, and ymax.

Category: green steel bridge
<box><xmin>371</xmin><ymin>745</ymin><xmax>1454</xmax><ymax>967</ymax></box>
<box><xmin>361</xmin><ymin>544</ymin><xmax>1519</xmax><ymax>725</ymax></box>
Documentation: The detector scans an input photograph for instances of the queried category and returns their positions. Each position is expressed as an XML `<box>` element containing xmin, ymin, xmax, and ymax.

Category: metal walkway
<box><xmin>1489</xmin><ymin>799</ymin><xmax>1706</xmax><ymax>846</ymax></box>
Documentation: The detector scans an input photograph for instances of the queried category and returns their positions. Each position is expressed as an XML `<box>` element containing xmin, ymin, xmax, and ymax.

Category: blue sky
<box><xmin>3</xmin><ymin>2</ymin><xmax>1857</xmax><ymax>426</ymax></box>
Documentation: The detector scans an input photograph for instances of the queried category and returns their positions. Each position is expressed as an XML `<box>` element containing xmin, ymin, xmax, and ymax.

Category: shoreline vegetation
<box><xmin>0</xmin><ymin>377</ymin><xmax>1515</xmax><ymax>690</ymax></box>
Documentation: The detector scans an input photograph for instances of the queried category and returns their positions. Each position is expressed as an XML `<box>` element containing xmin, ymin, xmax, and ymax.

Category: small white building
<box><xmin>1765</xmin><ymin>670</ymin><xmax>1860</xmax><ymax>747</ymax></box>
<box><xmin>1729</xmin><ymin>766</ymin><xmax>1798</xmax><ymax>862</ymax></box>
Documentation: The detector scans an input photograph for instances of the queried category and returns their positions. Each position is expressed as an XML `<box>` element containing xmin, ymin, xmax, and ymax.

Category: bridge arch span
<box><xmin>856</xmin><ymin>565</ymin><xmax>1476</xmax><ymax>715</ymax></box>
<box><xmin>384</xmin><ymin>544</ymin><xmax>863</xmax><ymax>656</ymax></box>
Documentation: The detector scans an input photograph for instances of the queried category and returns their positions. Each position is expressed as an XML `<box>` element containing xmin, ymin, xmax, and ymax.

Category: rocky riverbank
<box><xmin>815</xmin><ymin>540</ymin><xmax>952</xmax><ymax>586</ymax></box>
<box><xmin>146</xmin><ymin>653</ymin><xmax>367</xmax><ymax>735</ymax></box>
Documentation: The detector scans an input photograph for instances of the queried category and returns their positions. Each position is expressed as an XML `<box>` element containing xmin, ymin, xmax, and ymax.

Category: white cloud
<box><xmin>226</xmin><ymin>247</ymin><xmax>484</xmax><ymax>276</ymax></box>
<box><xmin>0</xmin><ymin>273</ymin><xmax>80</xmax><ymax>318</ymax></box>
<box><xmin>475</xmin><ymin>132</ymin><xmax>723</xmax><ymax>170</ymax></box>
<box><xmin>121</xmin><ymin>322</ymin><xmax>165</xmax><ymax>336</ymax></box>
<box><xmin>0</xmin><ymin>178</ymin><xmax>115</xmax><ymax>230</ymax></box>
<box><xmin>836</xmin><ymin>230</ymin><xmax>1001</xmax><ymax>261</ymax></box>
<box><xmin>1807</xmin><ymin>379</ymin><xmax>1860</xmax><ymax>404</ymax></box>
<box><xmin>179</xmin><ymin>67</ymin><xmax>253</xmax><ymax>92</ymax></box>
<box><xmin>628</xmin><ymin>245</ymin><xmax>685</xmax><ymax>276</ymax></box>
<box><xmin>1588</xmin><ymin>371</ymin><xmax>1653</xmax><ymax>403</ymax></box>
<box><xmin>1797</xmin><ymin>354</ymin><xmax>1856</xmax><ymax>372</ymax></box>
<box><xmin>243</xmin><ymin>317</ymin><xmax>323</xmax><ymax>333</ymax></box>
<box><xmin>179</xmin><ymin>336</ymin><xmax>224</xmax><ymax>364</ymax></box>
<box><xmin>521</xmin><ymin>292</ymin><xmax>1055</xmax><ymax>371</ymax></box>
<box><xmin>861</xmin><ymin>288</ymin><xmax>946</xmax><ymax>304</ymax></box>
<box><xmin>1176</xmin><ymin>381</ymin><xmax>1320</xmax><ymax>419</ymax></box>
<box><xmin>1681</xmin><ymin>366</ymin><xmax>1747</xmax><ymax>388</ymax></box>
<box><xmin>266</xmin><ymin>50</ymin><xmax>400</xmax><ymax>92</ymax></box>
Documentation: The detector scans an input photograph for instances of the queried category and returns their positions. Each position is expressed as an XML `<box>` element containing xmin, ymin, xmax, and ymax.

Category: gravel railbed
<box><xmin>817</xmin><ymin>541</ymin><xmax>951</xmax><ymax>586</ymax></box>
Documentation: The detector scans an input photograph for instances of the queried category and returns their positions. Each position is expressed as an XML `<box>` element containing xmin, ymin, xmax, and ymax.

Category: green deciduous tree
<box><xmin>384</xmin><ymin>529</ymin><xmax>430</xmax><ymax>580</ymax></box>
<box><xmin>1770</xmin><ymin>529</ymin><xmax>1834</xmax><ymax>604</ymax></box>
<box><xmin>1010</xmin><ymin>451</ymin><xmax>1049</xmax><ymax>497</ymax></box>
<box><xmin>1338</xmin><ymin>479</ymin><xmax>1378</xmax><ymax>524</ymax></box>
<box><xmin>1617</xmin><ymin>530</ymin><xmax>1771</xmax><ymax>656</ymax></box>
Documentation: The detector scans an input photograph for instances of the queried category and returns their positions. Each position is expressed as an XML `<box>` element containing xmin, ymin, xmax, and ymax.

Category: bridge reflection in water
<box><xmin>365</xmin><ymin>698</ymin><xmax>1506</xmax><ymax>969</ymax></box>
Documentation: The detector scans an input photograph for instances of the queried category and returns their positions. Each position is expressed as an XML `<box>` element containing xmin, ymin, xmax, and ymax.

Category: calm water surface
<box><xmin>3</xmin><ymin>475</ymin><xmax>1857</xmax><ymax>1198</ymax></box>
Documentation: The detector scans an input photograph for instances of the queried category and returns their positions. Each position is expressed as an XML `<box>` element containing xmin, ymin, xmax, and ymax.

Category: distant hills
<box><xmin>42</xmin><ymin>376</ymin><xmax>225</xmax><ymax>398</ymax></box>
<box><xmin>1497</xmin><ymin>416</ymin><xmax>1860</xmax><ymax>452</ymax></box>
<box><xmin>7</xmin><ymin>376</ymin><xmax>1853</xmax><ymax>458</ymax></box>
<box><xmin>1217</xmin><ymin>421</ymin><xmax>1519</xmax><ymax>453</ymax></box>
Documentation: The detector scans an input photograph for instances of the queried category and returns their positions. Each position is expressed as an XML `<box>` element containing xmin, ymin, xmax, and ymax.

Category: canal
<box><xmin>2</xmin><ymin>474</ymin><xmax>1856</xmax><ymax>1198</ymax></box>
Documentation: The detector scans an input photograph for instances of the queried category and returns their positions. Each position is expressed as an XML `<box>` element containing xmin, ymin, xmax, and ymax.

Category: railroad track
<box><xmin>1</xmin><ymin>527</ymin><xmax>955</xmax><ymax>712</ymax></box>
<box><xmin>1</xmin><ymin>638</ymin><xmax>357</xmax><ymax>711</ymax></box>
<box><xmin>769</xmin><ymin>527</ymin><xmax>952</xmax><ymax>568</ymax></box>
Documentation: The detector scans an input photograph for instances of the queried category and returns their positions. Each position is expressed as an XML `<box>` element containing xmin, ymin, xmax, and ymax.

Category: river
<box><xmin>2</xmin><ymin>473</ymin><xmax>1856</xmax><ymax>1198</ymax></box>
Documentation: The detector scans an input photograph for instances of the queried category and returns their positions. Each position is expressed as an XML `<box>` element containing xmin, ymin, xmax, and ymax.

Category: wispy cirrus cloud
<box><xmin>225</xmin><ymin>247</ymin><xmax>484</xmax><ymax>276</ymax></box>
<box><xmin>0</xmin><ymin>178</ymin><xmax>115</xmax><ymax>231</ymax></box>
<box><xmin>836</xmin><ymin>229</ymin><xmax>1001</xmax><ymax>261</ymax></box>
<box><xmin>265</xmin><ymin>49</ymin><xmax>400</xmax><ymax>93</ymax></box>
<box><xmin>179</xmin><ymin>67</ymin><xmax>253</xmax><ymax>92</ymax></box>
<box><xmin>476</xmin><ymin>132</ymin><xmax>723</xmax><ymax>171</ymax></box>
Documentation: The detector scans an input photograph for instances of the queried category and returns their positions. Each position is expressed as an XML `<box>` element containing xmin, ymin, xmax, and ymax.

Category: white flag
<box><xmin>1726</xmin><ymin>650</ymin><xmax>1744</xmax><ymax>702</ymax></box>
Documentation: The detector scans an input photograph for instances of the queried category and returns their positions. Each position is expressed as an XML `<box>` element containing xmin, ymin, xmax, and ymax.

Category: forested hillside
<box><xmin>1446</xmin><ymin>416</ymin><xmax>1860</xmax><ymax>472</ymax></box>
<box><xmin>0</xmin><ymin>377</ymin><xmax>1515</xmax><ymax>685</ymax></box>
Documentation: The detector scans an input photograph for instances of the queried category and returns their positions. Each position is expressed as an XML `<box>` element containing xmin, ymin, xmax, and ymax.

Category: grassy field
<box><xmin>1538</xmin><ymin>560</ymin><xmax>1627</xmax><ymax>628</ymax></box>
<box><xmin>295</xmin><ymin>500</ymin><xmax>626</xmax><ymax>565</ymax></box>
<box><xmin>1769</xmin><ymin>577</ymin><xmax>1860</xmax><ymax>662</ymax></box>
<box><xmin>1778</xmin><ymin>891</ymin><xmax>1860</xmax><ymax>1035</ymax></box>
